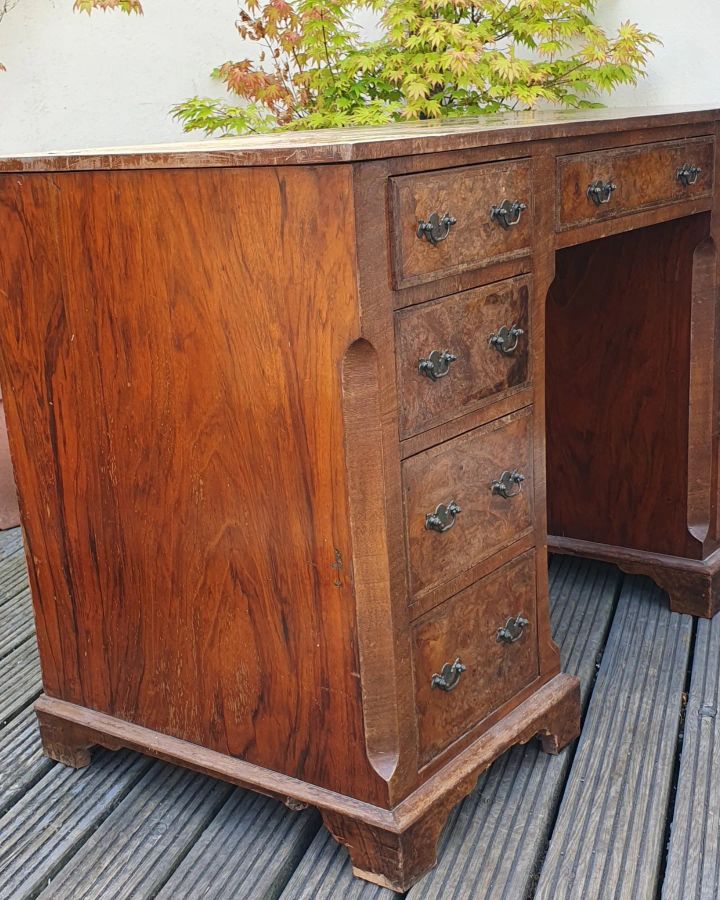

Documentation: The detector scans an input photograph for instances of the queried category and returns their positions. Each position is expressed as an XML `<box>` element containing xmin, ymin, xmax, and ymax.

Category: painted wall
<box><xmin>0</xmin><ymin>0</ymin><xmax>717</xmax><ymax>155</ymax></box>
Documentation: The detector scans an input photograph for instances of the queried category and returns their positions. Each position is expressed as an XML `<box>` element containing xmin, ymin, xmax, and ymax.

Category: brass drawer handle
<box><xmin>587</xmin><ymin>180</ymin><xmax>617</xmax><ymax>206</ymax></box>
<box><xmin>417</xmin><ymin>212</ymin><xmax>457</xmax><ymax>246</ymax></box>
<box><xmin>425</xmin><ymin>501</ymin><xmax>461</xmax><ymax>533</ymax></box>
<box><xmin>418</xmin><ymin>349</ymin><xmax>458</xmax><ymax>381</ymax></box>
<box><xmin>489</xmin><ymin>325</ymin><xmax>524</xmax><ymax>355</ymax></box>
<box><xmin>677</xmin><ymin>163</ymin><xmax>702</xmax><ymax>187</ymax></box>
<box><xmin>491</xmin><ymin>469</ymin><xmax>525</xmax><ymax>499</ymax></box>
<box><xmin>431</xmin><ymin>658</ymin><xmax>466</xmax><ymax>691</ymax></box>
<box><xmin>490</xmin><ymin>200</ymin><xmax>527</xmax><ymax>229</ymax></box>
<box><xmin>497</xmin><ymin>615</ymin><xmax>530</xmax><ymax>644</ymax></box>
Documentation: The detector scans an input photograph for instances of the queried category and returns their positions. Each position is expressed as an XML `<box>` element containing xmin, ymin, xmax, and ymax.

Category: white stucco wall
<box><xmin>0</xmin><ymin>0</ymin><xmax>717</xmax><ymax>155</ymax></box>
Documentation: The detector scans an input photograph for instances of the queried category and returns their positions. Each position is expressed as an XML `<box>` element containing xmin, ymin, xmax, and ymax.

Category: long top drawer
<box><xmin>557</xmin><ymin>136</ymin><xmax>715</xmax><ymax>229</ymax></box>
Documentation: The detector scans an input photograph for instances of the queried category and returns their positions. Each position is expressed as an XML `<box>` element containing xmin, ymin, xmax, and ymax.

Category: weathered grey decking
<box><xmin>0</xmin><ymin>526</ymin><xmax>717</xmax><ymax>899</ymax></box>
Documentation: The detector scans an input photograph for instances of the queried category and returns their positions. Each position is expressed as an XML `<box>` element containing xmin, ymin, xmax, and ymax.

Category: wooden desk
<box><xmin>0</xmin><ymin>106</ymin><xmax>718</xmax><ymax>891</ymax></box>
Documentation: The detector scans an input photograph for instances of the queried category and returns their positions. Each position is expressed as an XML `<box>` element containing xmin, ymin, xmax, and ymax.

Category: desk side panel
<box><xmin>0</xmin><ymin>165</ymin><xmax>385</xmax><ymax>802</ymax></box>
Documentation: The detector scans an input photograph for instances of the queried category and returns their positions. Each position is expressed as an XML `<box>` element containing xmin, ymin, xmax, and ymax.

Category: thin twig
<box><xmin>319</xmin><ymin>13</ymin><xmax>337</xmax><ymax>82</ymax></box>
<box><xmin>0</xmin><ymin>0</ymin><xmax>20</xmax><ymax>23</ymax></box>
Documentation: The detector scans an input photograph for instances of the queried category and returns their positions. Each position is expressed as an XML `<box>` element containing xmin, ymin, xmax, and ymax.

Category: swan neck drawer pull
<box><xmin>425</xmin><ymin>501</ymin><xmax>461</xmax><ymax>533</ymax></box>
<box><xmin>431</xmin><ymin>658</ymin><xmax>466</xmax><ymax>691</ymax></box>
<box><xmin>418</xmin><ymin>350</ymin><xmax>457</xmax><ymax>381</ymax></box>
<box><xmin>497</xmin><ymin>615</ymin><xmax>530</xmax><ymax>644</ymax></box>
<box><xmin>491</xmin><ymin>200</ymin><xmax>528</xmax><ymax>229</ymax></box>
<box><xmin>418</xmin><ymin>349</ymin><xmax>458</xmax><ymax>380</ymax></box>
<box><xmin>491</xmin><ymin>469</ymin><xmax>525</xmax><ymax>499</ymax></box>
<box><xmin>587</xmin><ymin>180</ymin><xmax>617</xmax><ymax>206</ymax></box>
<box><xmin>489</xmin><ymin>325</ymin><xmax>524</xmax><ymax>355</ymax></box>
<box><xmin>677</xmin><ymin>164</ymin><xmax>702</xmax><ymax>186</ymax></box>
<box><xmin>417</xmin><ymin>212</ymin><xmax>457</xmax><ymax>245</ymax></box>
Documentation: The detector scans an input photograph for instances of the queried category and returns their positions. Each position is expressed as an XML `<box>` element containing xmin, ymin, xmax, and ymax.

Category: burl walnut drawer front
<box><xmin>396</xmin><ymin>276</ymin><xmax>531</xmax><ymax>439</ymax></box>
<box><xmin>413</xmin><ymin>551</ymin><xmax>539</xmax><ymax>766</ymax></box>
<box><xmin>557</xmin><ymin>136</ymin><xmax>715</xmax><ymax>229</ymax></box>
<box><xmin>390</xmin><ymin>160</ymin><xmax>533</xmax><ymax>289</ymax></box>
<box><xmin>403</xmin><ymin>408</ymin><xmax>533</xmax><ymax>598</ymax></box>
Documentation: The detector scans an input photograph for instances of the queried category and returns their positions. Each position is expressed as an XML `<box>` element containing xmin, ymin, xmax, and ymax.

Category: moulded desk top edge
<box><xmin>2</xmin><ymin>106</ymin><xmax>720</xmax><ymax>173</ymax></box>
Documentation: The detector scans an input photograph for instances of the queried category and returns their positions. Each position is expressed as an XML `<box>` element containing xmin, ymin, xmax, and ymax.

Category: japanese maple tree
<box><xmin>173</xmin><ymin>0</ymin><xmax>659</xmax><ymax>134</ymax></box>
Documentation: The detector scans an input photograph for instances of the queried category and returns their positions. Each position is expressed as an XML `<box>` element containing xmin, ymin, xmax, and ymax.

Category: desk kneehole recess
<box><xmin>0</xmin><ymin>106</ymin><xmax>719</xmax><ymax>892</ymax></box>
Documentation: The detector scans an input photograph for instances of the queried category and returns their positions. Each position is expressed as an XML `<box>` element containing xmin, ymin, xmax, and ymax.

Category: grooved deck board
<box><xmin>37</xmin><ymin>761</ymin><xmax>234</xmax><ymax>900</ymax></box>
<box><xmin>0</xmin><ymin>585</ymin><xmax>33</xmax><ymax>658</ymax></box>
<box><xmin>281</xmin><ymin>557</ymin><xmax>621</xmax><ymax>900</ymax></box>
<box><xmin>0</xmin><ymin>527</ymin><xmax>24</xmax><ymax>561</ymax></box>
<box><xmin>0</xmin><ymin>704</ymin><xmax>51</xmax><ymax>813</ymax></box>
<box><xmin>663</xmin><ymin>612</ymin><xmax>720</xmax><ymax>900</ymax></box>
<box><xmin>0</xmin><ymin>563</ymin><xmax>29</xmax><ymax>599</ymax></box>
<box><xmin>0</xmin><ymin>750</ymin><xmax>152</xmax><ymax>899</ymax></box>
<box><xmin>535</xmin><ymin>576</ymin><xmax>692</xmax><ymax>900</ymax></box>
<box><xmin>0</xmin><ymin>637</ymin><xmax>41</xmax><ymax>723</ymax></box>
<box><xmin>156</xmin><ymin>789</ymin><xmax>321</xmax><ymax>899</ymax></box>
<box><xmin>280</xmin><ymin>826</ymin><xmax>393</xmax><ymax>900</ymax></box>
<box><xmin>0</xmin><ymin>557</ymin><xmax>29</xmax><ymax>609</ymax></box>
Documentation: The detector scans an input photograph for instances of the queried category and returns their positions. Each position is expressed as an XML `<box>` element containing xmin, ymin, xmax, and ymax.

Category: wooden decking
<box><xmin>0</xmin><ymin>526</ymin><xmax>717</xmax><ymax>899</ymax></box>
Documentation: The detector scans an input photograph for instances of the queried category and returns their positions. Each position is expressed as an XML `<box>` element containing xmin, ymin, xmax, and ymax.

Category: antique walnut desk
<box><xmin>1</xmin><ymin>106</ymin><xmax>719</xmax><ymax>890</ymax></box>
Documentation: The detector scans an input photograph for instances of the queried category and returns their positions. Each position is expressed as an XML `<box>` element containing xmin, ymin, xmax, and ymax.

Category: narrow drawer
<box><xmin>403</xmin><ymin>408</ymin><xmax>533</xmax><ymax>598</ymax></box>
<box><xmin>396</xmin><ymin>276</ymin><xmax>531</xmax><ymax>439</ymax></box>
<box><xmin>413</xmin><ymin>551</ymin><xmax>539</xmax><ymax>765</ymax></box>
<box><xmin>557</xmin><ymin>136</ymin><xmax>715</xmax><ymax>230</ymax></box>
<box><xmin>390</xmin><ymin>160</ymin><xmax>533</xmax><ymax>289</ymax></box>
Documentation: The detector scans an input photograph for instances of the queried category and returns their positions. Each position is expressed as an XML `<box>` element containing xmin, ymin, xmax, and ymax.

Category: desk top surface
<box><xmin>2</xmin><ymin>106</ymin><xmax>719</xmax><ymax>173</ymax></box>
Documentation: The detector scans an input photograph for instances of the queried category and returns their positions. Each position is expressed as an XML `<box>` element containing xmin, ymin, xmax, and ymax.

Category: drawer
<box><xmin>403</xmin><ymin>408</ymin><xmax>533</xmax><ymax>598</ymax></box>
<box><xmin>557</xmin><ymin>136</ymin><xmax>715</xmax><ymax>229</ymax></box>
<box><xmin>396</xmin><ymin>276</ymin><xmax>531</xmax><ymax>439</ymax></box>
<box><xmin>413</xmin><ymin>551</ymin><xmax>539</xmax><ymax>765</ymax></box>
<box><xmin>389</xmin><ymin>160</ymin><xmax>533</xmax><ymax>289</ymax></box>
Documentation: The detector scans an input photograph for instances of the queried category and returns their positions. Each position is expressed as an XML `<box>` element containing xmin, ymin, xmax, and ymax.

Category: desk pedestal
<box><xmin>547</xmin><ymin>214</ymin><xmax>720</xmax><ymax>617</ymax></box>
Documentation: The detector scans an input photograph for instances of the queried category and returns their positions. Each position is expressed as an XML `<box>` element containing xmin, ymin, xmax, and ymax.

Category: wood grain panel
<box><xmin>395</xmin><ymin>276</ymin><xmax>531</xmax><ymax>439</ymax></box>
<box><xmin>403</xmin><ymin>408</ymin><xmax>534</xmax><ymax>598</ymax></box>
<box><xmin>390</xmin><ymin>160</ymin><xmax>532</xmax><ymax>288</ymax></box>
<box><xmin>0</xmin><ymin>166</ymin><xmax>386</xmax><ymax>802</ymax></box>
<box><xmin>412</xmin><ymin>551</ymin><xmax>539</xmax><ymax>766</ymax></box>
<box><xmin>557</xmin><ymin>136</ymin><xmax>715</xmax><ymax>229</ymax></box>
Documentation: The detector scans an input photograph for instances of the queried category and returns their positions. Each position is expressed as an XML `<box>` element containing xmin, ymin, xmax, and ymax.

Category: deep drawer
<box><xmin>403</xmin><ymin>408</ymin><xmax>534</xmax><ymax>598</ymax></box>
<box><xmin>389</xmin><ymin>160</ymin><xmax>533</xmax><ymax>289</ymax></box>
<box><xmin>395</xmin><ymin>276</ymin><xmax>531</xmax><ymax>439</ymax></box>
<box><xmin>557</xmin><ymin>136</ymin><xmax>715</xmax><ymax>229</ymax></box>
<box><xmin>413</xmin><ymin>551</ymin><xmax>539</xmax><ymax>765</ymax></box>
